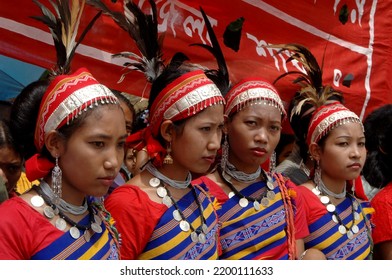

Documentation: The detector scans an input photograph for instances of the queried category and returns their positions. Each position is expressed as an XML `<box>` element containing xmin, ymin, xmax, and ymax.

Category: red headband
<box><xmin>307</xmin><ymin>102</ymin><xmax>363</xmax><ymax>145</ymax></box>
<box><xmin>225</xmin><ymin>78</ymin><xmax>286</xmax><ymax>118</ymax></box>
<box><xmin>26</xmin><ymin>68</ymin><xmax>117</xmax><ymax>181</ymax></box>
<box><xmin>126</xmin><ymin>70</ymin><xmax>224</xmax><ymax>166</ymax></box>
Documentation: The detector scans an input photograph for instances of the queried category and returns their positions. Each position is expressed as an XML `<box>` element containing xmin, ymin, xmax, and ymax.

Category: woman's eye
<box><xmin>91</xmin><ymin>142</ymin><xmax>104</xmax><ymax>148</ymax></box>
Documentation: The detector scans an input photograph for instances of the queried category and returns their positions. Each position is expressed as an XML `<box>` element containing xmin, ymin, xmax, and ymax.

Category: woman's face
<box><xmin>170</xmin><ymin>104</ymin><xmax>224</xmax><ymax>175</ymax></box>
<box><xmin>227</xmin><ymin>104</ymin><xmax>282</xmax><ymax>173</ymax></box>
<box><xmin>316</xmin><ymin>122</ymin><xmax>366</xmax><ymax>183</ymax></box>
<box><xmin>0</xmin><ymin>146</ymin><xmax>22</xmax><ymax>193</ymax></box>
<box><xmin>58</xmin><ymin>105</ymin><xmax>127</xmax><ymax>202</ymax></box>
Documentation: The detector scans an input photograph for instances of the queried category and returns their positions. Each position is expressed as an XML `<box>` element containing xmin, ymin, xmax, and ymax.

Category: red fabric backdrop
<box><xmin>1</xmin><ymin>0</ymin><xmax>391</xmax><ymax>131</ymax></box>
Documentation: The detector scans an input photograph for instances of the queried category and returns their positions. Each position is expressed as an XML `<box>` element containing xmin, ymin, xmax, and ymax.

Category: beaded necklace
<box><xmin>31</xmin><ymin>185</ymin><xmax>103</xmax><ymax>241</ymax></box>
<box><xmin>218</xmin><ymin>165</ymin><xmax>276</xmax><ymax>211</ymax></box>
<box><xmin>148</xmin><ymin>177</ymin><xmax>208</xmax><ymax>243</ymax></box>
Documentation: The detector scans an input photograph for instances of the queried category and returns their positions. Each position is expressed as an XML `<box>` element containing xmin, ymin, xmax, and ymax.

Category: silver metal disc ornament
<box><xmin>332</xmin><ymin>214</ymin><xmax>339</xmax><ymax>224</ymax></box>
<box><xmin>347</xmin><ymin>230</ymin><xmax>354</xmax><ymax>240</ymax></box>
<box><xmin>198</xmin><ymin>233</ymin><xmax>207</xmax><ymax>244</ymax></box>
<box><xmin>191</xmin><ymin>232</ymin><xmax>199</xmax><ymax>243</ymax></box>
<box><xmin>162</xmin><ymin>195</ymin><xmax>172</xmax><ymax>207</ymax></box>
<box><xmin>55</xmin><ymin>218</ymin><xmax>67</xmax><ymax>231</ymax></box>
<box><xmin>91</xmin><ymin>222</ymin><xmax>102</xmax><ymax>234</ymax></box>
<box><xmin>94</xmin><ymin>214</ymin><xmax>102</xmax><ymax>225</ymax></box>
<box><xmin>326</xmin><ymin>203</ymin><xmax>336</xmax><ymax>213</ymax></box>
<box><xmin>353</xmin><ymin>200</ymin><xmax>359</xmax><ymax>210</ymax></box>
<box><xmin>156</xmin><ymin>186</ymin><xmax>167</xmax><ymax>198</ymax></box>
<box><xmin>31</xmin><ymin>195</ymin><xmax>44</xmax><ymax>207</ymax></box>
<box><xmin>43</xmin><ymin>206</ymin><xmax>55</xmax><ymax>219</ymax></box>
<box><xmin>149</xmin><ymin>177</ymin><xmax>161</xmax><ymax>188</ymax></box>
<box><xmin>320</xmin><ymin>196</ymin><xmax>330</xmax><ymax>204</ymax></box>
<box><xmin>180</xmin><ymin>220</ymin><xmax>190</xmax><ymax>232</ymax></box>
<box><xmin>312</xmin><ymin>188</ymin><xmax>321</xmax><ymax>196</ymax></box>
<box><xmin>338</xmin><ymin>225</ymin><xmax>347</xmax><ymax>234</ymax></box>
<box><xmin>253</xmin><ymin>201</ymin><xmax>260</xmax><ymax>211</ymax></box>
<box><xmin>173</xmin><ymin>210</ymin><xmax>182</xmax><ymax>221</ymax></box>
<box><xmin>354</xmin><ymin>212</ymin><xmax>360</xmax><ymax>221</ymax></box>
<box><xmin>352</xmin><ymin>225</ymin><xmax>359</xmax><ymax>234</ymax></box>
<box><xmin>260</xmin><ymin>197</ymin><xmax>270</xmax><ymax>207</ymax></box>
<box><xmin>266</xmin><ymin>191</ymin><xmax>275</xmax><ymax>200</ymax></box>
<box><xmin>239</xmin><ymin>197</ymin><xmax>249</xmax><ymax>208</ymax></box>
<box><xmin>228</xmin><ymin>192</ymin><xmax>235</xmax><ymax>198</ymax></box>
<box><xmin>70</xmin><ymin>227</ymin><xmax>81</xmax><ymax>239</ymax></box>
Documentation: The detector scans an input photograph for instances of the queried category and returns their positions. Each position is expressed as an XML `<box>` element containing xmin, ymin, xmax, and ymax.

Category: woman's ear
<box><xmin>160</xmin><ymin>120</ymin><xmax>174</xmax><ymax>142</ymax></box>
<box><xmin>309</xmin><ymin>142</ymin><xmax>321</xmax><ymax>162</ymax></box>
<box><xmin>44</xmin><ymin>130</ymin><xmax>65</xmax><ymax>158</ymax></box>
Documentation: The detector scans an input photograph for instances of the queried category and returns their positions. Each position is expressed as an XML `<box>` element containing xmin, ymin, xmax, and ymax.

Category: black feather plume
<box><xmin>190</xmin><ymin>7</ymin><xmax>230</xmax><ymax>95</ymax></box>
<box><xmin>32</xmin><ymin>0</ymin><xmax>101</xmax><ymax>76</ymax></box>
<box><xmin>87</xmin><ymin>0</ymin><xmax>164</xmax><ymax>83</ymax></box>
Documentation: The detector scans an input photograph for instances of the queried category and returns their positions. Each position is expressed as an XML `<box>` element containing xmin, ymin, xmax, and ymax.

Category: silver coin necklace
<box><xmin>149</xmin><ymin>178</ymin><xmax>208</xmax><ymax>244</ymax></box>
<box><xmin>312</xmin><ymin>187</ymin><xmax>360</xmax><ymax>240</ymax></box>
<box><xmin>32</xmin><ymin>185</ymin><xmax>103</xmax><ymax>241</ymax></box>
<box><xmin>218</xmin><ymin>166</ymin><xmax>275</xmax><ymax>210</ymax></box>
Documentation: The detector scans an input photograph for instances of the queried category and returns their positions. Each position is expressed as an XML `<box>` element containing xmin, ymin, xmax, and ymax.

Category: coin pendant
<box><xmin>260</xmin><ymin>197</ymin><xmax>269</xmax><ymax>207</ymax></box>
<box><xmin>353</xmin><ymin>200</ymin><xmax>359</xmax><ymax>210</ymax></box>
<box><xmin>267</xmin><ymin>181</ymin><xmax>275</xmax><ymax>190</ymax></box>
<box><xmin>84</xmin><ymin>230</ymin><xmax>91</xmax><ymax>242</ymax></box>
<box><xmin>326</xmin><ymin>204</ymin><xmax>336</xmax><ymax>213</ymax></box>
<box><xmin>267</xmin><ymin>190</ymin><xmax>275</xmax><ymax>200</ymax></box>
<box><xmin>55</xmin><ymin>218</ymin><xmax>67</xmax><ymax>231</ymax></box>
<box><xmin>191</xmin><ymin>232</ymin><xmax>199</xmax><ymax>243</ymax></box>
<box><xmin>347</xmin><ymin>230</ymin><xmax>354</xmax><ymax>240</ymax></box>
<box><xmin>70</xmin><ymin>227</ymin><xmax>81</xmax><ymax>239</ymax></box>
<box><xmin>320</xmin><ymin>196</ymin><xmax>330</xmax><ymax>204</ymax></box>
<box><xmin>338</xmin><ymin>225</ymin><xmax>347</xmax><ymax>234</ymax></box>
<box><xmin>31</xmin><ymin>195</ymin><xmax>44</xmax><ymax>207</ymax></box>
<box><xmin>354</xmin><ymin>212</ymin><xmax>360</xmax><ymax>220</ymax></box>
<box><xmin>202</xmin><ymin>223</ymin><xmax>208</xmax><ymax>234</ymax></box>
<box><xmin>239</xmin><ymin>197</ymin><xmax>249</xmax><ymax>208</ymax></box>
<box><xmin>228</xmin><ymin>192</ymin><xmax>235</xmax><ymax>198</ymax></box>
<box><xmin>156</xmin><ymin>186</ymin><xmax>167</xmax><ymax>198</ymax></box>
<box><xmin>94</xmin><ymin>214</ymin><xmax>102</xmax><ymax>225</ymax></box>
<box><xmin>198</xmin><ymin>233</ymin><xmax>207</xmax><ymax>244</ymax></box>
<box><xmin>43</xmin><ymin>206</ymin><xmax>55</xmax><ymax>219</ymax></box>
<box><xmin>162</xmin><ymin>195</ymin><xmax>172</xmax><ymax>207</ymax></box>
<box><xmin>332</xmin><ymin>214</ymin><xmax>339</xmax><ymax>223</ymax></box>
<box><xmin>149</xmin><ymin>177</ymin><xmax>161</xmax><ymax>188</ymax></box>
<box><xmin>352</xmin><ymin>225</ymin><xmax>359</xmax><ymax>234</ymax></box>
<box><xmin>312</xmin><ymin>188</ymin><xmax>321</xmax><ymax>196</ymax></box>
<box><xmin>173</xmin><ymin>210</ymin><xmax>182</xmax><ymax>221</ymax></box>
<box><xmin>253</xmin><ymin>200</ymin><xmax>260</xmax><ymax>211</ymax></box>
<box><xmin>91</xmin><ymin>222</ymin><xmax>102</xmax><ymax>233</ymax></box>
<box><xmin>180</xmin><ymin>220</ymin><xmax>190</xmax><ymax>232</ymax></box>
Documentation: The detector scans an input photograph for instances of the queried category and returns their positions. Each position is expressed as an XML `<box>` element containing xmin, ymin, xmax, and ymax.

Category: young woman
<box><xmin>362</xmin><ymin>104</ymin><xmax>392</xmax><ymax>259</ymax></box>
<box><xmin>297</xmin><ymin>101</ymin><xmax>373</xmax><ymax>259</ymax></box>
<box><xmin>194</xmin><ymin>78</ymin><xmax>309</xmax><ymax>260</ymax></box>
<box><xmin>104</xmin><ymin>67</ymin><xmax>225</xmax><ymax>259</ymax></box>
<box><xmin>0</xmin><ymin>68</ymin><xmax>127</xmax><ymax>259</ymax></box>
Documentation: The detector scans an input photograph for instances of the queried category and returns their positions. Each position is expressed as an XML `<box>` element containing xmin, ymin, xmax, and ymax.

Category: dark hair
<box><xmin>362</xmin><ymin>104</ymin><xmax>392</xmax><ymax>189</ymax></box>
<box><xmin>276</xmin><ymin>133</ymin><xmax>295</xmax><ymax>161</ymax></box>
<box><xmin>112</xmin><ymin>90</ymin><xmax>136</xmax><ymax>117</ymax></box>
<box><xmin>10</xmin><ymin>80</ymin><xmax>50</xmax><ymax>160</ymax></box>
<box><xmin>0</xmin><ymin>120</ymin><xmax>18</xmax><ymax>153</ymax></box>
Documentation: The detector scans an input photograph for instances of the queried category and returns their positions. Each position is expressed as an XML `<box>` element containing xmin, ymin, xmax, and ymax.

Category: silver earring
<box><xmin>221</xmin><ymin>134</ymin><xmax>229</xmax><ymax>170</ymax></box>
<box><xmin>314</xmin><ymin>160</ymin><xmax>321</xmax><ymax>187</ymax></box>
<box><xmin>52</xmin><ymin>156</ymin><xmax>62</xmax><ymax>205</ymax></box>
<box><xmin>269</xmin><ymin>151</ymin><xmax>276</xmax><ymax>175</ymax></box>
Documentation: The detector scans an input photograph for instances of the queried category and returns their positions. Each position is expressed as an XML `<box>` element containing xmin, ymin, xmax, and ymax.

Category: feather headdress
<box><xmin>270</xmin><ymin>43</ymin><xmax>342</xmax><ymax>121</ymax></box>
<box><xmin>190</xmin><ymin>7</ymin><xmax>231</xmax><ymax>95</ymax></box>
<box><xmin>87</xmin><ymin>0</ymin><xmax>164</xmax><ymax>83</ymax></box>
<box><xmin>32</xmin><ymin>0</ymin><xmax>101</xmax><ymax>76</ymax></box>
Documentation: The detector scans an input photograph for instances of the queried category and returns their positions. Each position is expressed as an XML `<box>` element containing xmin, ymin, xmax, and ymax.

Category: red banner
<box><xmin>1</xmin><ymin>0</ymin><xmax>391</xmax><ymax>126</ymax></box>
